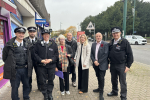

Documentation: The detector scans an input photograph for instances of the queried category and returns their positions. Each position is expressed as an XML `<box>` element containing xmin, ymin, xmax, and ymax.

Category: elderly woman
<box><xmin>74</xmin><ymin>34</ymin><xmax>91</xmax><ymax>94</ymax></box>
<box><xmin>56</xmin><ymin>34</ymin><xmax>73</xmax><ymax>95</ymax></box>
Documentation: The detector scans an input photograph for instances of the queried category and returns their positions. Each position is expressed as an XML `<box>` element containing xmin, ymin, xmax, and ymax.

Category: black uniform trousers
<box><xmin>37</xmin><ymin>66</ymin><xmax>55</xmax><ymax>95</ymax></box>
<box><xmin>110</xmin><ymin>63</ymin><xmax>127</xmax><ymax>98</ymax></box>
<box><xmin>10</xmin><ymin>68</ymin><xmax>30</xmax><ymax>100</ymax></box>
<box><xmin>58</xmin><ymin>67</ymin><xmax>70</xmax><ymax>92</ymax></box>
<box><xmin>78</xmin><ymin>60</ymin><xmax>89</xmax><ymax>92</ymax></box>
<box><xmin>29</xmin><ymin>63</ymin><xmax>40</xmax><ymax>90</ymax></box>
<box><xmin>93</xmin><ymin>65</ymin><xmax>106</xmax><ymax>93</ymax></box>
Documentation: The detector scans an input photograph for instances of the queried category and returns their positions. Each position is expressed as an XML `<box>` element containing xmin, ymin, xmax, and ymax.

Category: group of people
<box><xmin>2</xmin><ymin>26</ymin><xmax>133</xmax><ymax>100</ymax></box>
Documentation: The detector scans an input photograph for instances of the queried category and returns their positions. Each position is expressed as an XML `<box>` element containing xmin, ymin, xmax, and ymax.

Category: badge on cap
<box><xmin>112</xmin><ymin>28</ymin><xmax>120</xmax><ymax>33</ymax></box>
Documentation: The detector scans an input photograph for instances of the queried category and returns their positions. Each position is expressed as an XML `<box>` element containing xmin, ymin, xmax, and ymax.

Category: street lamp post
<box><xmin>123</xmin><ymin>0</ymin><xmax>128</xmax><ymax>37</ymax></box>
<box><xmin>60</xmin><ymin>22</ymin><xmax>62</xmax><ymax>30</ymax></box>
<box><xmin>133</xmin><ymin>0</ymin><xmax>136</xmax><ymax>35</ymax></box>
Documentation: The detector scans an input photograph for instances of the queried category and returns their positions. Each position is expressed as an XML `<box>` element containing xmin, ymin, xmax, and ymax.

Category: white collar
<box><xmin>29</xmin><ymin>37</ymin><xmax>35</xmax><ymax>43</ymax></box>
<box><xmin>44</xmin><ymin>40</ymin><xmax>49</xmax><ymax>44</ymax></box>
<box><xmin>114</xmin><ymin>37</ymin><xmax>121</xmax><ymax>42</ymax></box>
<box><xmin>15</xmin><ymin>39</ymin><xmax>23</xmax><ymax>47</ymax></box>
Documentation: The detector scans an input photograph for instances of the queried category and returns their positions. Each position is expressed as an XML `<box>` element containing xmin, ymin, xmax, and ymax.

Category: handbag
<box><xmin>67</xmin><ymin>57</ymin><xmax>75</xmax><ymax>66</ymax></box>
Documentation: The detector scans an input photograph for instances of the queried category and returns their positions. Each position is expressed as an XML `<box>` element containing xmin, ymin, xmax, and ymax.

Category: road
<box><xmin>89</xmin><ymin>41</ymin><xmax>150</xmax><ymax>66</ymax></box>
<box><xmin>131</xmin><ymin>44</ymin><xmax>150</xmax><ymax>65</ymax></box>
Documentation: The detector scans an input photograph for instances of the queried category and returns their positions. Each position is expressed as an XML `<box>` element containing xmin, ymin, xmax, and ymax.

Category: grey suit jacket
<box><xmin>90</xmin><ymin>40</ymin><xmax>109</xmax><ymax>70</ymax></box>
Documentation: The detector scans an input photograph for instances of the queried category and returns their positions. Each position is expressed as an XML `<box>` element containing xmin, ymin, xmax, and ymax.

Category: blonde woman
<box><xmin>55</xmin><ymin>34</ymin><xmax>73</xmax><ymax>95</ymax></box>
<box><xmin>74</xmin><ymin>34</ymin><xmax>91</xmax><ymax>94</ymax></box>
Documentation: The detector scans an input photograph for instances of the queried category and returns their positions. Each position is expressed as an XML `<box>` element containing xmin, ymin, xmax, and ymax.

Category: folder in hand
<box><xmin>55</xmin><ymin>70</ymin><xmax>64</xmax><ymax>79</ymax></box>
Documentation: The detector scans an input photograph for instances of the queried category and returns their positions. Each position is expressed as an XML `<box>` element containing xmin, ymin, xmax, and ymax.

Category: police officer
<box><xmin>24</xmin><ymin>26</ymin><xmax>41</xmax><ymax>91</ymax></box>
<box><xmin>107</xmin><ymin>27</ymin><xmax>134</xmax><ymax>100</ymax></box>
<box><xmin>2</xmin><ymin>27</ymin><xmax>32</xmax><ymax>100</ymax></box>
<box><xmin>34</xmin><ymin>29</ymin><xmax>58</xmax><ymax>100</ymax></box>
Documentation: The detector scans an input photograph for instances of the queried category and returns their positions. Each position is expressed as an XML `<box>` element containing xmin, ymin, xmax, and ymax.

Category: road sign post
<box><xmin>86</xmin><ymin>21</ymin><xmax>95</xmax><ymax>41</ymax></box>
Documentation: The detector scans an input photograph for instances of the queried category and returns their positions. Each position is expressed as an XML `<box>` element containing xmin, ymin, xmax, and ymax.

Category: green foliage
<box><xmin>81</xmin><ymin>0</ymin><xmax>150</xmax><ymax>37</ymax></box>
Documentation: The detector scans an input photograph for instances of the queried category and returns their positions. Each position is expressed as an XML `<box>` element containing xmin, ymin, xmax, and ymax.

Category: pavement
<box><xmin>0</xmin><ymin>61</ymin><xmax>150</xmax><ymax>100</ymax></box>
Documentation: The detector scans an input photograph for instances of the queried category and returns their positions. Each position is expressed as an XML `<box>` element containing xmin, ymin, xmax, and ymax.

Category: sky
<box><xmin>45</xmin><ymin>0</ymin><xmax>150</xmax><ymax>31</ymax></box>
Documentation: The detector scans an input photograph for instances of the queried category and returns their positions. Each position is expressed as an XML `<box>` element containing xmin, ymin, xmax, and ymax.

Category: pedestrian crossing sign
<box><xmin>86</xmin><ymin>21</ymin><xmax>95</xmax><ymax>30</ymax></box>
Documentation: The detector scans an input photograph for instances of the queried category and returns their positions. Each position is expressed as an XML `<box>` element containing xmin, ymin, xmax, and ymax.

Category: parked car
<box><xmin>88</xmin><ymin>37</ymin><xmax>94</xmax><ymax>42</ymax></box>
<box><xmin>125</xmin><ymin>35</ymin><xmax>147</xmax><ymax>45</ymax></box>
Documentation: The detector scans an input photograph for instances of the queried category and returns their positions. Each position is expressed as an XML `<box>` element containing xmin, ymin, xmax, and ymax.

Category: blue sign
<box><xmin>35</xmin><ymin>19</ymin><xmax>46</xmax><ymax>24</ymax></box>
<box><xmin>44</xmin><ymin>22</ymin><xmax>49</xmax><ymax>27</ymax></box>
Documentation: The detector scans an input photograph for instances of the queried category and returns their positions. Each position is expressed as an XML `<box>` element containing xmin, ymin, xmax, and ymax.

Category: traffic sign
<box><xmin>35</xmin><ymin>19</ymin><xmax>46</xmax><ymax>24</ymax></box>
<box><xmin>86</xmin><ymin>22</ymin><xmax>95</xmax><ymax>30</ymax></box>
<box><xmin>44</xmin><ymin>22</ymin><xmax>49</xmax><ymax>27</ymax></box>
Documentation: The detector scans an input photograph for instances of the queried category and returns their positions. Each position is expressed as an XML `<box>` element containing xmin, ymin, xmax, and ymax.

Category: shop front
<box><xmin>0</xmin><ymin>7</ymin><xmax>12</xmax><ymax>89</ymax></box>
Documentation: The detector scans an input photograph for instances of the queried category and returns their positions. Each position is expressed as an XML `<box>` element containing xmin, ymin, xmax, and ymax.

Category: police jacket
<box><xmin>24</xmin><ymin>36</ymin><xmax>41</xmax><ymax>64</ymax></box>
<box><xmin>34</xmin><ymin>40</ymin><xmax>58</xmax><ymax>68</ymax></box>
<box><xmin>65</xmin><ymin>39</ymin><xmax>77</xmax><ymax>58</ymax></box>
<box><xmin>108</xmin><ymin>38</ymin><xmax>134</xmax><ymax>68</ymax></box>
<box><xmin>2</xmin><ymin>37</ymin><xmax>33</xmax><ymax>80</ymax></box>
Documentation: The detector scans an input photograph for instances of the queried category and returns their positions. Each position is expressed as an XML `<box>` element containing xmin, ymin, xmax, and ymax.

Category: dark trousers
<box><xmin>93</xmin><ymin>65</ymin><xmax>106</xmax><ymax>93</ymax></box>
<box><xmin>78</xmin><ymin>64</ymin><xmax>89</xmax><ymax>92</ymax></box>
<box><xmin>37</xmin><ymin>67</ymin><xmax>55</xmax><ymax>95</ymax></box>
<box><xmin>59</xmin><ymin>67</ymin><xmax>70</xmax><ymax>92</ymax></box>
<box><xmin>110</xmin><ymin>63</ymin><xmax>127</xmax><ymax>98</ymax></box>
<box><xmin>93</xmin><ymin>65</ymin><xmax>99</xmax><ymax>86</ymax></box>
<box><xmin>29</xmin><ymin>64</ymin><xmax>40</xmax><ymax>90</ymax></box>
<box><xmin>10</xmin><ymin>68</ymin><xmax>30</xmax><ymax>100</ymax></box>
<box><xmin>71</xmin><ymin>65</ymin><xmax>76</xmax><ymax>82</ymax></box>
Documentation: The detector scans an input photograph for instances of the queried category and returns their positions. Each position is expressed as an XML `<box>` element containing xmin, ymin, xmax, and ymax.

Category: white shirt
<box><xmin>95</xmin><ymin>41</ymin><xmax>101</xmax><ymax>60</ymax></box>
<box><xmin>29</xmin><ymin>37</ymin><xmax>35</xmax><ymax>43</ymax></box>
<box><xmin>15</xmin><ymin>39</ymin><xmax>23</xmax><ymax>47</ymax></box>
<box><xmin>44</xmin><ymin>40</ymin><xmax>49</xmax><ymax>44</ymax></box>
<box><xmin>114</xmin><ymin>37</ymin><xmax>121</xmax><ymax>45</ymax></box>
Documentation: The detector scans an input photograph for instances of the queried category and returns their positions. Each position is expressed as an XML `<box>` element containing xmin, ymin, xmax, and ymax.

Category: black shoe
<box><xmin>99</xmin><ymin>93</ymin><xmax>104</xmax><ymax>100</ymax></box>
<box><xmin>24</xmin><ymin>99</ymin><xmax>30</xmax><ymax>100</ymax></box>
<box><xmin>93</xmin><ymin>88</ymin><xmax>100</xmax><ymax>92</ymax></box>
<box><xmin>107</xmin><ymin>91</ymin><xmax>118</xmax><ymax>96</ymax></box>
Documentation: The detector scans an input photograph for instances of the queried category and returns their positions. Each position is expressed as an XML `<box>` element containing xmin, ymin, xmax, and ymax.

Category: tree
<box><xmin>65</xmin><ymin>26</ymin><xmax>77</xmax><ymax>37</ymax></box>
<box><xmin>80</xmin><ymin>0</ymin><xmax>150</xmax><ymax>37</ymax></box>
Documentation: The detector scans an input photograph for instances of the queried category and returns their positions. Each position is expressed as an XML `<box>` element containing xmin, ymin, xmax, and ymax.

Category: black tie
<box><xmin>32</xmin><ymin>40</ymin><xmax>34</xmax><ymax>44</ymax></box>
<box><xmin>20</xmin><ymin>43</ymin><xmax>22</xmax><ymax>46</ymax></box>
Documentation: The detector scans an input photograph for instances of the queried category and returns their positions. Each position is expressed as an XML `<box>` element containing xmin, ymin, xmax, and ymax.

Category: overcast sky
<box><xmin>45</xmin><ymin>0</ymin><xmax>150</xmax><ymax>31</ymax></box>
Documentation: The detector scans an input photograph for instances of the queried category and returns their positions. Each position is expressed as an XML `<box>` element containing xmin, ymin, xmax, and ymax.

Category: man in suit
<box><xmin>91</xmin><ymin>32</ymin><xmax>109</xmax><ymax>100</ymax></box>
<box><xmin>24</xmin><ymin>26</ymin><xmax>41</xmax><ymax>91</ymax></box>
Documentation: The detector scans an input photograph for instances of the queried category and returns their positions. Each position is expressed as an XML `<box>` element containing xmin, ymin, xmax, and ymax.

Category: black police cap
<box><xmin>14</xmin><ymin>27</ymin><xmax>26</xmax><ymax>33</ymax></box>
<box><xmin>27</xmin><ymin>26</ymin><xmax>37</xmax><ymax>32</ymax></box>
<box><xmin>111</xmin><ymin>27</ymin><xmax>121</xmax><ymax>33</ymax></box>
<box><xmin>41</xmin><ymin>29</ymin><xmax>50</xmax><ymax>35</ymax></box>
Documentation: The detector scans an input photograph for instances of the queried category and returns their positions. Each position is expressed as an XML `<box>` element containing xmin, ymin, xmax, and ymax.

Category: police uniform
<box><xmin>2</xmin><ymin>27</ymin><xmax>33</xmax><ymax>100</ymax></box>
<box><xmin>24</xmin><ymin>27</ymin><xmax>41</xmax><ymax>91</ymax></box>
<box><xmin>34</xmin><ymin>29</ymin><xmax>58</xmax><ymax>100</ymax></box>
<box><xmin>107</xmin><ymin>27</ymin><xmax>134</xmax><ymax>100</ymax></box>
